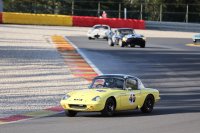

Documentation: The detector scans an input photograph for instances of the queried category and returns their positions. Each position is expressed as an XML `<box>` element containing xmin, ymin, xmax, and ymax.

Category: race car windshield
<box><xmin>102</xmin><ymin>26</ymin><xmax>109</xmax><ymax>29</ymax></box>
<box><xmin>94</xmin><ymin>26</ymin><xmax>109</xmax><ymax>29</ymax></box>
<box><xmin>119</xmin><ymin>29</ymin><xmax>134</xmax><ymax>35</ymax></box>
<box><xmin>90</xmin><ymin>77</ymin><xmax>124</xmax><ymax>90</ymax></box>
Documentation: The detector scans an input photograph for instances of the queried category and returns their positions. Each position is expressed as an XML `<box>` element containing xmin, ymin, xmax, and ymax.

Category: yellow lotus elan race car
<box><xmin>60</xmin><ymin>74</ymin><xmax>160</xmax><ymax>117</ymax></box>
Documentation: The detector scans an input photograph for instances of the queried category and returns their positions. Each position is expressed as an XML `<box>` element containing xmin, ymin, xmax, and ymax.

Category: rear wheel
<box><xmin>108</xmin><ymin>38</ymin><xmax>114</xmax><ymax>46</ymax></box>
<box><xmin>65</xmin><ymin>110</ymin><xmax>77</xmax><ymax>117</ymax></box>
<box><xmin>101</xmin><ymin>98</ymin><xmax>115</xmax><ymax>116</ymax></box>
<box><xmin>141</xmin><ymin>95</ymin><xmax>154</xmax><ymax>113</ymax></box>
<box><xmin>140</xmin><ymin>42</ymin><xmax>146</xmax><ymax>48</ymax></box>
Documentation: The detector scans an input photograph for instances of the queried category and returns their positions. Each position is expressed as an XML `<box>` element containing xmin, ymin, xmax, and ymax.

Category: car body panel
<box><xmin>108</xmin><ymin>28</ymin><xmax>146</xmax><ymax>47</ymax></box>
<box><xmin>87</xmin><ymin>24</ymin><xmax>111</xmax><ymax>39</ymax></box>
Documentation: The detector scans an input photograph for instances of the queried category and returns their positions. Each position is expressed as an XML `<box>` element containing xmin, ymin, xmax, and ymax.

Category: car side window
<box><xmin>103</xmin><ymin>26</ymin><xmax>108</xmax><ymax>29</ymax></box>
<box><xmin>126</xmin><ymin>78</ymin><xmax>138</xmax><ymax>90</ymax></box>
<box><xmin>94</xmin><ymin>26</ymin><xmax>101</xmax><ymax>29</ymax></box>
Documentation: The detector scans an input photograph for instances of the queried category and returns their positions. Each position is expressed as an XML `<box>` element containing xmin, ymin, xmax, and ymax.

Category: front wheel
<box><xmin>65</xmin><ymin>110</ymin><xmax>77</xmax><ymax>117</ymax></box>
<box><xmin>141</xmin><ymin>95</ymin><xmax>154</xmax><ymax>113</ymax></box>
<box><xmin>101</xmin><ymin>98</ymin><xmax>115</xmax><ymax>116</ymax></box>
<box><xmin>88</xmin><ymin>37</ymin><xmax>93</xmax><ymax>40</ymax></box>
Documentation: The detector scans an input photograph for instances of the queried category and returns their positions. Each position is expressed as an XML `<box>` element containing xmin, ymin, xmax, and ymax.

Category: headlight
<box><xmin>62</xmin><ymin>94</ymin><xmax>70</xmax><ymax>100</ymax></box>
<box><xmin>122</xmin><ymin>37</ymin><xmax>127</xmax><ymax>41</ymax></box>
<box><xmin>92</xmin><ymin>96</ymin><xmax>101</xmax><ymax>101</ymax></box>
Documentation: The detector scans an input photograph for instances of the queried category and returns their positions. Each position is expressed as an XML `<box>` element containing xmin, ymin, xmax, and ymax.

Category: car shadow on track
<box><xmin>48</xmin><ymin>91</ymin><xmax>200</xmax><ymax>117</ymax></box>
<box><xmin>51</xmin><ymin>102</ymin><xmax>200</xmax><ymax>118</ymax></box>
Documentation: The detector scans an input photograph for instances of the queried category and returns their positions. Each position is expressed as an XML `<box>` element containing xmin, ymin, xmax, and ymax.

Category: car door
<box><xmin>120</xmin><ymin>78</ymin><xmax>142</xmax><ymax>110</ymax></box>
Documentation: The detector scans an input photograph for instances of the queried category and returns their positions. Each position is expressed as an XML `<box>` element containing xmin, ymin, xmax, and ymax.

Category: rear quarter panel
<box><xmin>141</xmin><ymin>88</ymin><xmax>160</xmax><ymax>103</ymax></box>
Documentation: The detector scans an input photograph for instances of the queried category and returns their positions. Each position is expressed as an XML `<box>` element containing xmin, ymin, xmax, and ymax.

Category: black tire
<box><xmin>108</xmin><ymin>38</ymin><xmax>114</xmax><ymax>46</ymax></box>
<box><xmin>141</xmin><ymin>95</ymin><xmax>154</xmax><ymax>113</ymax></box>
<box><xmin>101</xmin><ymin>98</ymin><xmax>116</xmax><ymax>117</ymax></box>
<box><xmin>65</xmin><ymin>110</ymin><xmax>77</xmax><ymax>117</ymax></box>
<box><xmin>88</xmin><ymin>37</ymin><xmax>92</xmax><ymax>40</ymax></box>
<box><xmin>140</xmin><ymin>41</ymin><xmax>146</xmax><ymax>48</ymax></box>
<box><xmin>119</xmin><ymin>39</ymin><xmax>125</xmax><ymax>47</ymax></box>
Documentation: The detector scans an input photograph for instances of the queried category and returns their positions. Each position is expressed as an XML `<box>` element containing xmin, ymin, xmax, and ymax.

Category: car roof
<box><xmin>95</xmin><ymin>74</ymin><xmax>138</xmax><ymax>79</ymax></box>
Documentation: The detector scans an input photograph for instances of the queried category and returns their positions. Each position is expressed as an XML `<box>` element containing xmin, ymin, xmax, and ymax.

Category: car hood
<box><xmin>124</xmin><ymin>34</ymin><xmax>143</xmax><ymax>39</ymax></box>
<box><xmin>66</xmin><ymin>89</ymin><xmax>121</xmax><ymax>101</ymax></box>
<box><xmin>89</xmin><ymin>29</ymin><xmax>109</xmax><ymax>33</ymax></box>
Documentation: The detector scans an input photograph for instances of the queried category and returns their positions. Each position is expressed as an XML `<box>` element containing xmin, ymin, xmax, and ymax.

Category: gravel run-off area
<box><xmin>0</xmin><ymin>25</ymin><xmax>90</xmax><ymax>118</ymax></box>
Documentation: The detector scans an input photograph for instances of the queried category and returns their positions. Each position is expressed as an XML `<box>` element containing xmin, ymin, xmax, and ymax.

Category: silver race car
<box><xmin>87</xmin><ymin>24</ymin><xmax>111</xmax><ymax>40</ymax></box>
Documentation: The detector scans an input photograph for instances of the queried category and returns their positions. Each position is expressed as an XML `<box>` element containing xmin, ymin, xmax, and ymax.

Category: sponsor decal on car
<box><xmin>129</xmin><ymin>93</ymin><xmax>136</xmax><ymax>104</ymax></box>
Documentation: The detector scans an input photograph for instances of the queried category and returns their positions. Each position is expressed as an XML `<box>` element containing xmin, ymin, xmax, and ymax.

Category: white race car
<box><xmin>87</xmin><ymin>24</ymin><xmax>111</xmax><ymax>40</ymax></box>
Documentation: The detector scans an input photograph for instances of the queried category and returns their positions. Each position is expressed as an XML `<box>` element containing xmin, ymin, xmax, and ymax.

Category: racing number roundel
<box><xmin>129</xmin><ymin>93</ymin><xmax>136</xmax><ymax>104</ymax></box>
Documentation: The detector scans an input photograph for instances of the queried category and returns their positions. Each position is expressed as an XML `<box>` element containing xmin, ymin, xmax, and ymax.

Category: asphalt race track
<box><xmin>1</xmin><ymin>26</ymin><xmax>200</xmax><ymax>133</ymax></box>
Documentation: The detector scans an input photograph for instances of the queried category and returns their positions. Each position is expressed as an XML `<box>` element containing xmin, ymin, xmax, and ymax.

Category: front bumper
<box><xmin>87</xmin><ymin>33</ymin><xmax>107</xmax><ymax>39</ymax></box>
<box><xmin>193</xmin><ymin>39</ymin><xmax>200</xmax><ymax>43</ymax></box>
<box><xmin>60</xmin><ymin>100</ymin><xmax>104</xmax><ymax>112</ymax></box>
<box><xmin>126</xmin><ymin>38</ymin><xmax>145</xmax><ymax>45</ymax></box>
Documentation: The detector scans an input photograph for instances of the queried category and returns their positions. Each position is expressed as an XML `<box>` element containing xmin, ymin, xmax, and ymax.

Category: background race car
<box><xmin>60</xmin><ymin>74</ymin><xmax>160</xmax><ymax>117</ymax></box>
<box><xmin>108</xmin><ymin>28</ymin><xmax>146</xmax><ymax>48</ymax></box>
<box><xmin>87</xmin><ymin>24</ymin><xmax>111</xmax><ymax>40</ymax></box>
<box><xmin>192</xmin><ymin>33</ymin><xmax>200</xmax><ymax>44</ymax></box>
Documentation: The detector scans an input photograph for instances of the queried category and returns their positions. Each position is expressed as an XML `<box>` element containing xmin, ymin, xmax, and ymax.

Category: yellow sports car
<box><xmin>60</xmin><ymin>74</ymin><xmax>160</xmax><ymax>117</ymax></box>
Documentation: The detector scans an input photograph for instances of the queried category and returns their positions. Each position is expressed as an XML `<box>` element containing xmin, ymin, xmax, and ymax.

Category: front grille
<box><xmin>69</xmin><ymin>104</ymin><xmax>87</xmax><ymax>109</ymax></box>
<box><xmin>126</xmin><ymin>38</ymin><xmax>145</xmax><ymax>46</ymax></box>
<box><xmin>195</xmin><ymin>39</ymin><xmax>200</xmax><ymax>42</ymax></box>
<box><xmin>127</xmin><ymin>38</ymin><xmax>144</xmax><ymax>42</ymax></box>
<box><xmin>74</xmin><ymin>98</ymin><xmax>83</xmax><ymax>101</ymax></box>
